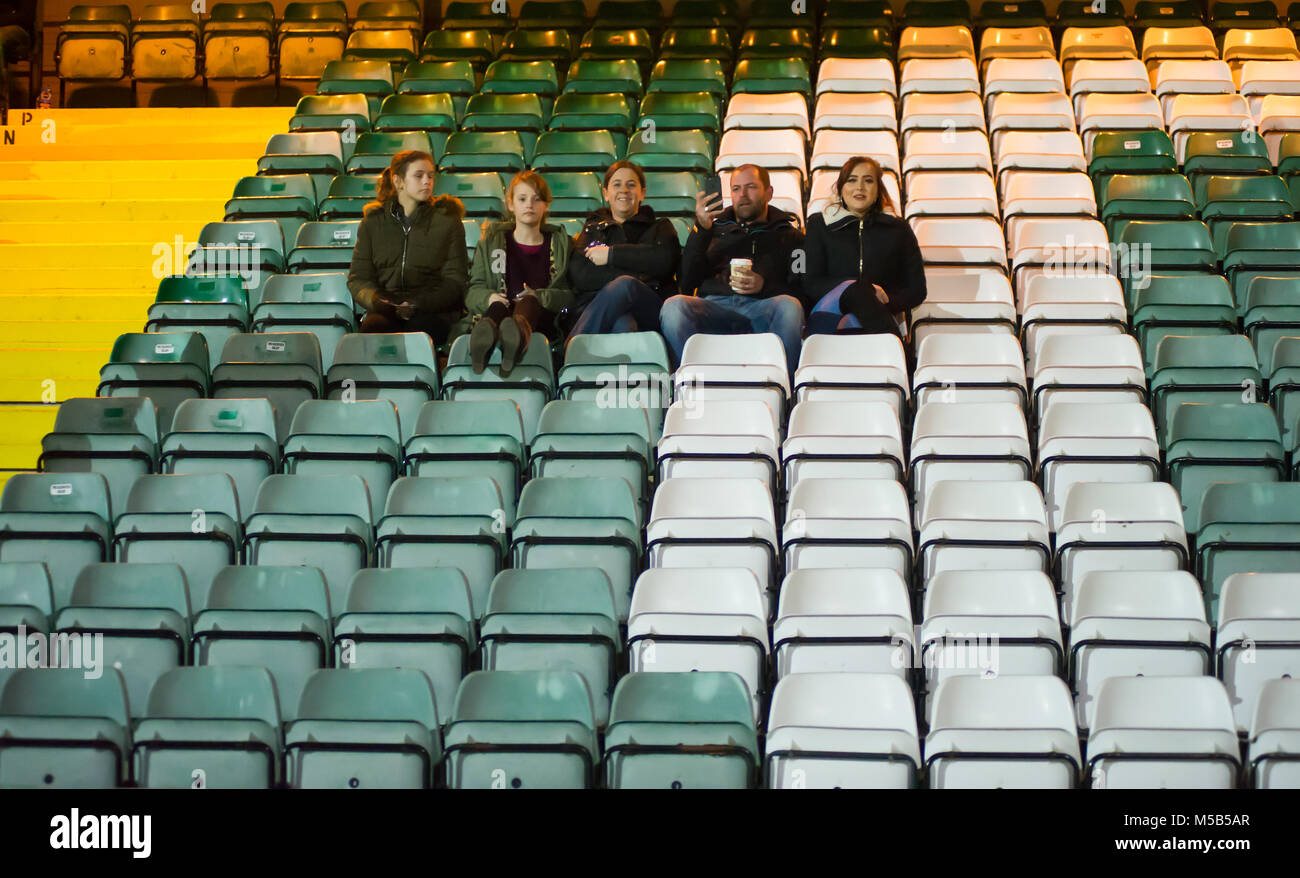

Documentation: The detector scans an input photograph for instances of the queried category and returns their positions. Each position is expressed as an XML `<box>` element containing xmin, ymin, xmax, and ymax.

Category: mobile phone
<box><xmin>702</xmin><ymin>174</ymin><xmax>723</xmax><ymax>205</ymax></box>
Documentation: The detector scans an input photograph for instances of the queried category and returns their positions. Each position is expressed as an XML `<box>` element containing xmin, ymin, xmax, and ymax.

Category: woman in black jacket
<box><xmin>804</xmin><ymin>156</ymin><xmax>927</xmax><ymax>336</ymax></box>
<box><xmin>567</xmin><ymin>160</ymin><xmax>681</xmax><ymax>338</ymax></box>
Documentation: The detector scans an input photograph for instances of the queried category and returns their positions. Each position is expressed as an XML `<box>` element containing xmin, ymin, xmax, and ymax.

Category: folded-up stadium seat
<box><xmin>441</xmin><ymin>332</ymin><xmax>554</xmax><ymax>444</ymax></box>
<box><xmin>1217</xmin><ymin>573</ymin><xmax>1300</xmax><ymax>737</ymax></box>
<box><xmin>159</xmin><ymin>398</ymin><xmax>277</xmax><ymax>512</ymax></box>
<box><xmin>1196</xmin><ymin>482</ymin><xmax>1300</xmax><ymax>619</ymax></box>
<box><xmin>1249</xmin><ymin>678</ymin><xmax>1300</xmax><ymax>788</ymax></box>
<box><xmin>918</xmin><ymin>480</ymin><xmax>1050</xmax><ymax>582</ymax></box>
<box><xmin>97</xmin><ymin>332</ymin><xmax>210</xmax><ymax>432</ymax></box>
<box><xmin>38</xmin><ymin>398</ymin><xmax>158</xmax><ymax>513</ymax></box>
<box><xmin>0</xmin><ymin>474</ymin><xmax>112</xmax><ymax>611</ymax></box>
<box><xmin>211</xmin><ymin>332</ymin><xmax>324</xmax><ymax>443</ymax></box>
<box><xmin>146</xmin><ymin>276</ymin><xmax>250</xmax><ymax>370</ymax></box>
<box><xmin>282</xmin><ymin>399</ymin><xmax>402</xmax><ymax>521</ymax></box>
<box><xmin>782</xmin><ymin>479</ymin><xmax>914</xmax><ymax>585</ymax></box>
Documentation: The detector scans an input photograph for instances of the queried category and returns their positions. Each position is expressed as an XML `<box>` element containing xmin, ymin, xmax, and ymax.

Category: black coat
<box><xmin>803</xmin><ymin>205</ymin><xmax>927</xmax><ymax>334</ymax></box>
<box><xmin>679</xmin><ymin>205</ymin><xmax>807</xmax><ymax>306</ymax></box>
<box><xmin>568</xmin><ymin>205</ymin><xmax>681</xmax><ymax>309</ymax></box>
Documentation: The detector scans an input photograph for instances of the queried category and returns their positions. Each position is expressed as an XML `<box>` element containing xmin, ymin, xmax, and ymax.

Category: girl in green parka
<box><xmin>464</xmin><ymin>170</ymin><xmax>574</xmax><ymax>374</ymax></box>
<box><xmin>348</xmin><ymin>150</ymin><xmax>468</xmax><ymax>344</ymax></box>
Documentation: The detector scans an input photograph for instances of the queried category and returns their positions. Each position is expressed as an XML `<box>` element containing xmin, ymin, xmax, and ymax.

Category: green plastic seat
<box><xmin>149</xmin><ymin>275</ymin><xmax>250</xmax><ymax>348</ymax></box>
<box><xmin>257</xmin><ymin>133</ymin><xmax>346</xmax><ymax>198</ymax></box>
<box><xmin>625</xmin><ymin>128</ymin><xmax>715</xmax><ymax>175</ymax></box>
<box><xmin>243</xmin><ymin>474</ymin><xmax>372</xmax><ymax>606</ymax></box>
<box><xmin>1114</xmin><ymin>219</ymin><xmax>1216</xmax><ymax>272</ymax></box>
<box><xmin>1167</xmin><ymin>402</ymin><xmax>1284</xmax><ymax>533</ymax></box>
<box><xmin>225</xmin><ymin>173</ymin><xmax>318</xmax><ymax>246</ymax></box>
<box><xmin>669</xmin><ymin>0</ymin><xmax>740</xmax><ymax>29</ymax></box>
<box><xmin>1055</xmin><ymin>0</ymin><xmax>1127</xmax><ymax>28</ymax></box>
<box><xmin>0</xmin><ymin>668</ymin><xmax>131</xmax><ymax>789</ymax></box>
<box><xmin>658</xmin><ymin>27</ymin><xmax>735</xmax><ymax>64</ymax></box>
<box><xmin>732</xmin><ymin>57</ymin><xmax>812</xmax><ymax>97</ymax></box>
<box><xmin>544</xmin><ymin>171</ymin><xmax>604</xmax><ymax>218</ymax></box>
<box><xmin>1196</xmin><ymin>482</ymin><xmax>1300</xmax><ymax>619</ymax></box>
<box><xmin>636</xmin><ymin>91</ymin><xmax>720</xmax><ymax>134</ymax></box>
<box><xmin>343</xmin><ymin>29</ymin><xmax>419</xmax><ymax>69</ymax></box>
<box><xmin>287</xmin><ymin>219</ymin><xmax>360</xmax><ymax>273</ymax></box>
<box><xmin>285</xmin><ymin>668</ymin><xmax>442</xmax><ymax>789</ymax></box>
<box><xmin>1150</xmin><ymin>334</ymin><xmax>1263</xmax><ymax>443</ymax></box>
<box><xmin>113</xmin><ymin>473</ymin><xmax>242</xmax><ymax>610</ymax></box>
<box><xmin>481</xmin><ymin>59</ymin><xmax>560</xmax><ymax>98</ymax></box>
<box><xmin>824</xmin><ymin>0</ymin><xmax>895</xmax><ymax>29</ymax></box>
<box><xmin>403</xmin><ymin>399</ymin><xmax>526</xmax><ymax>520</ymax></box>
<box><xmin>604</xmin><ymin>671</ymin><xmax>760</xmax><ymax>789</ymax></box>
<box><xmin>282</xmin><ymin>400</ymin><xmax>402</xmax><ymax>521</ymax></box>
<box><xmin>593</xmin><ymin>0</ymin><xmax>664</xmax><ymax>30</ymax></box>
<box><xmin>563</xmin><ymin>58</ymin><xmax>643</xmax><ymax>95</ymax></box>
<box><xmin>1197</xmin><ymin>173</ymin><xmax>1293</xmax><ymax>216</ymax></box>
<box><xmin>1209</xmin><ymin>1</ymin><xmax>1279</xmax><ymax>35</ymax></box>
<box><xmin>96</xmin><ymin>332</ymin><xmax>210</xmax><ymax>432</ymax></box>
<box><xmin>1277</xmin><ymin>133</ymin><xmax>1300</xmax><ymax>178</ymax></box>
<box><xmin>419</xmin><ymin>28</ymin><xmax>497</xmax><ymax>66</ymax></box>
<box><xmin>353</xmin><ymin>0</ymin><xmax>421</xmax><ymax>30</ymax></box>
<box><xmin>334</xmin><ymin>567</ymin><xmax>474</xmax><ymax>725</ymax></box>
<box><xmin>444</xmin><ymin>670</ymin><xmax>599</xmax><ymax>789</ymax></box>
<box><xmin>529</xmin><ymin>400</ymin><xmax>652</xmax><ymax>499</ymax></box>
<box><xmin>1244</xmin><ymin>276</ymin><xmax>1300</xmax><ymax>375</ymax></box>
<box><xmin>278</xmin><ymin>2</ymin><xmax>348</xmax><ymax>79</ymax></box>
<box><xmin>1133</xmin><ymin>0</ymin><xmax>1204</xmax><ymax>29</ymax></box>
<box><xmin>374</xmin><ymin>92</ymin><xmax>457</xmax><ymax>132</ymax></box>
<box><xmin>57</xmin><ymin>5</ymin><xmax>131</xmax><ymax>83</ymax></box>
<box><xmin>441</xmin><ymin>1</ymin><xmax>513</xmax><ymax>32</ymax></box>
<box><xmin>517</xmin><ymin>0</ymin><xmax>587</xmax><ymax>31</ymax></box>
<box><xmin>557</xmin><ymin>330</ymin><xmax>673</xmax><ymax>440</ymax></box>
<box><xmin>1268</xmin><ymin>335</ymin><xmax>1300</xmax><ymax>456</ymax></box>
<box><xmin>0</xmin><ymin>562</ymin><xmax>54</xmax><ymax>636</ymax></box>
<box><xmin>38</xmin><ymin>398</ymin><xmax>159</xmax><ymax>513</ymax></box>
<box><xmin>1222</xmin><ymin>222</ymin><xmax>1300</xmax><ymax>308</ymax></box>
<box><xmin>317</xmin><ymin>172</ymin><xmax>380</xmax><ymax>220</ymax></box>
<box><xmin>194</xmin><ymin>219</ymin><xmax>287</xmax><ymax>275</ymax></box>
<box><xmin>498</xmin><ymin>28</ymin><xmax>574</xmax><ymax>63</ymax></box>
<box><xmin>646</xmin><ymin>58</ymin><xmax>727</xmax><ymax>98</ymax></box>
<box><xmin>510</xmin><ymin>476</ymin><xmax>641</xmax><ymax>621</ymax></box>
<box><xmin>252</xmin><ymin>272</ymin><xmax>358</xmax><ymax>369</ymax></box>
<box><xmin>438</xmin><ymin>131</ymin><xmax>529</xmax><ymax>175</ymax></box>
<box><xmin>463</xmin><ymin>92</ymin><xmax>546</xmax><ymax>132</ymax></box>
<box><xmin>1087</xmin><ymin>130</ymin><xmax>1178</xmax><ymax>178</ymax></box>
<box><xmin>577</xmin><ymin>27</ymin><xmax>654</xmax><ymax>63</ymax></box>
<box><xmin>375</xmin><ymin>476</ymin><xmax>508</xmax><ymax>617</ymax></box>
<box><xmin>480</xmin><ymin>568</ymin><xmax>621</xmax><ymax>727</ymax></box>
<box><xmin>318</xmin><ymin>60</ymin><xmax>395</xmax><ymax>97</ymax></box>
<box><xmin>160</xmin><ymin>398</ymin><xmax>278</xmax><ymax>511</ymax></box>
<box><xmin>642</xmin><ymin>170</ymin><xmax>704</xmax><ymax>218</ymax></box>
<box><xmin>326</xmin><ymin>332</ymin><xmax>440</xmax><ymax>444</ymax></box>
<box><xmin>819</xmin><ymin>26</ymin><xmax>894</xmax><ymax>60</ymax></box>
<box><xmin>748</xmin><ymin>0</ymin><xmax>815</xmax><ymax>26</ymax></box>
<box><xmin>1097</xmin><ymin>173</ymin><xmax>1197</xmax><ymax>232</ymax></box>
<box><xmin>1182</xmin><ymin>131</ymin><xmax>1274</xmax><ymax>177</ymax></box>
<box><xmin>532</xmin><ymin>130</ymin><xmax>622</xmax><ymax>172</ymax></box>
<box><xmin>903</xmin><ymin>0</ymin><xmax>971</xmax><ymax>25</ymax></box>
<box><xmin>54</xmin><ymin>562</ymin><xmax>190</xmax><ymax>717</ymax></box>
<box><xmin>434</xmin><ymin>171</ymin><xmax>508</xmax><ymax>218</ymax></box>
<box><xmin>211</xmin><ymin>331</ymin><xmax>323</xmax><ymax>443</ymax></box>
<box><xmin>395</xmin><ymin>60</ymin><xmax>476</xmax><ymax>107</ymax></box>
<box><xmin>132</xmin><ymin>665</ymin><xmax>282</xmax><ymax>788</ymax></box>
<box><xmin>192</xmin><ymin>565</ymin><xmax>332</xmax><ymax>722</ymax></box>
<box><xmin>738</xmin><ymin>27</ymin><xmax>814</xmax><ymax>63</ymax></box>
<box><xmin>980</xmin><ymin>0</ymin><xmax>1049</xmax><ymax>27</ymax></box>
<box><xmin>548</xmin><ymin>92</ymin><xmax>637</xmax><ymax>134</ymax></box>
<box><xmin>443</xmin><ymin>331</ymin><xmax>556</xmax><ymax>442</ymax></box>
<box><xmin>1130</xmin><ymin>274</ymin><xmax>1238</xmax><ymax>373</ymax></box>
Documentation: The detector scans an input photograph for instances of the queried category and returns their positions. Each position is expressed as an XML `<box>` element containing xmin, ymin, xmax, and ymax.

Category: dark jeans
<box><xmin>568</xmin><ymin>276</ymin><xmax>664</xmax><ymax>339</ymax></box>
<box><xmin>361</xmin><ymin>309</ymin><xmax>452</xmax><ymax>344</ymax></box>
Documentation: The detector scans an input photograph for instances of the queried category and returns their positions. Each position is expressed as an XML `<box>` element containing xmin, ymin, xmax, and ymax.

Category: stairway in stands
<box><xmin>0</xmin><ymin>106</ymin><xmax>294</xmax><ymax>490</ymax></box>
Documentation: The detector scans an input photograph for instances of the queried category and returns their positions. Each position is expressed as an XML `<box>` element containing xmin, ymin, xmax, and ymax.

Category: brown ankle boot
<box><xmin>498</xmin><ymin>315</ymin><xmax>532</xmax><ymax>374</ymax></box>
<box><xmin>469</xmin><ymin>316</ymin><xmax>498</xmax><ymax>374</ymax></box>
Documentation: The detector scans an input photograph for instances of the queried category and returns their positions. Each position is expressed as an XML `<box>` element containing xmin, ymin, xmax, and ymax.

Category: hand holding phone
<box><xmin>695</xmin><ymin>178</ymin><xmax>725</xmax><ymax>230</ymax></box>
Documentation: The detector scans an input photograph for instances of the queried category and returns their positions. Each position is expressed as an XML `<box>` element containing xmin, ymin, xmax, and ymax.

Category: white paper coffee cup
<box><xmin>730</xmin><ymin>257</ymin><xmax>752</xmax><ymax>285</ymax></box>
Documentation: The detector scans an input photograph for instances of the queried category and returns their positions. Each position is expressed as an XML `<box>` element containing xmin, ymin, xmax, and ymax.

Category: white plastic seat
<box><xmin>773</xmin><ymin>569</ymin><xmax>913</xmax><ymax>679</ymax></box>
<box><xmin>1031</xmin><ymin>330</ymin><xmax>1146</xmax><ymax>419</ymax></box>
<box><xmin>920</xmin><ymin>571</ymin><xmax>1062</xmax><ymax>719</ymax></box>
<box><xmin>1070</xmin><ymin>571</ymin><xmax>1211</xmax><ymax>731</ymax></box>
<box><xmin>1217</xmin><ymin>573</ymin><xmax>1300</xmax><ymax>735</ymax></box>
<box><xmin>782</xmin><ymin>400</ymin><xmax>904</xmax><ymax>490</ymax></box>
<box><xmin>766</xmin><ymin>672</ymin><xmax>920</xmax><ymax>788</ymax></box>
<box><xmin>1222</xmin><ymin>28</ymin><xmax>1300</xmax><ymax>75</ymax></box>
<box><xmin>715</xmin><ymin>129</ymin><xmax>807</xmax><ymax>178</ymax></box>
<box><xmin>1018</xmin><ymin>273</ymin><xmax>1126</xmax><ymax>373</ymax></box>
<box><xmin>917</xmin><ymin>479</ymin><xmax>1050</xmax><ymax>583</ymax></box>
<box><xmin>810</xmin><ymin>129</ymin><xmax>899</xmax><ymax>175</ymax></box>
<box><xmin>658</xmin><ymin>399</ymin><xmax>780</xmax><ymax>489</ymax></box>
<box><xmin>1154</xmin><ymin>60</ymin><xmax>1235</xmax><ymax>118</ymax></box>
<box><xmin>900</xmin><ymin>92</ymin><xmax>986</xmax><ymax>137</ymax></box>
<box><xmin>813</xmin><ymin>92</ymin><xmax>897</xmax><ymax>133</ymax></box>
<box><xmin>1000</xmin><ymin>171</ymin><xmax>1097</xmax><ymax>243</ymax></box>
<box><xmin>1255</xmin><ymin>94</ymin><xmax>1300</xmax><ymax>165</ymax></box>
<box><xmin>1087</xmin><ymin>676</ymin><xmax>1239</xmax><ymax>789</ymax></box>
<box><xmin>1078</xmin><ymin>93</ymin><xmax>1164</xmax><ymax>157</ymax></box>
<box><xmin>808</xmin><ymin>168</ymin><xmax>902</xmax><ymax>217</ymax></box>
<box><xmin>815</xmin><ymin>58</ymin><xmax>897</xmax><ymax>96</ymax></box>
<box><xmin>718</xmin><ymin>168</ymin><xmax>805</xmax><ymax>225</ymax></box>
<box><xmin>783</xmin><ymin>478</ymin><xmax>913</xmax><ymax>582</ymax></box>
<box><xmin>675</xmin><ymin>333</ymin><xmax>790</xmax><ymax>419</ymax></box>
<box><xmin>912</xmin><ymin>331</ymin><xmax>1026</xmax><ymax>407</ymax></box>
<box><xmin>988</xmin><ymin>93</ymin><xmax>1076</xmax><ymax>143</ymax></box>
<box><xmin>1067</xmin><ymin>58</ymin><xmax>1151</xmax><ymax>118</ymax></box>
<box><xmin>1008</xmin><ymin>218</ymin><xmax>1111</xmax><ymax>291</ymax></box>
<box><xmin>983</xmin><ymin>58</ymin><xmax>1066</xmax><ymax>107</ymax></box>
<box><xmin>903</xmin><ymin>172</ymin><xmax>1000</xmax><ymax>220</ymax></box>
<box><xmin>1249</xmin><ymin>678</ymin><xmax>1300</xmax><ymax>789</ymax></box>
<box><xmin>1141</xmin><ymin>26</ymin><xmax>1218</xmax><ymax>71</ymax></box>
<box><xmin>793</xmin><ymin>333</ymin><xmax>909</xmax><ymax>409</ymax></box>
<box><xmin>1059</xmin><ymin>26</ymin><xmax>1139</xmax><ymax>81</ymax></box>
<box><xmin>627</xmin><ymin>567</ymin><xmax>770</xmax><ymax>723</ymax></box>
<box><xmin>910</xmin><ymin>217</ymin><xmax>1008</xmax><ymax>270</ymax></box>
<box><xmin>647</xmin><ymin>478</ymin><xmax>779</xmax><ymax>612</ymax></box>
<box><xmin>978</xmin><ymin>26</ymin><xmax>1056</xmax><ymax>67</ymax></box>
<box><xmin>1055</xmin><ymin>481</ymin><xmax>1188</xmax><ymax>625</ymax></box>
<box><xmin>911</xmin><ymin>269</ymin><xmax>1017</xmax><ymax>345</ymax></box>
<box><xmin>723</xmin><ymin>93</ymin><xmax>811</xmax><ymax>139</ymax></box>
<box><xmin>902</xmin><ymin>130</ymin><xmax>993</xmax><ymax>177</ymax></box>
<box><xmin>1239</xmin><ymin>60</ymin><xmax>1300</xmax><ymax>117</ymax></box>
<box><xmin>1166</xmin><ymin>93</ymin><xmax>1253</xmax><ymax>161</ymax></box>
<box><xmin>994</xmin><ymin>130</ymin><xmax>1087</xmax><ymax>178</ymax></box>
<box><xmin>910</xmin><ymin>401</ymin><xmax>1032</xmax><ymax>526</ymax></box>
<box><xmin>926</xmin><ymin>675</ymin><xmax>1080</xmax><ymax>788</ymax></box>
<box><xmin>898</xmin><ymin>25</ymin><xmax>975</xmax><ymax>63</ymax></box>
<box><xmin>898</xmin><ymin>58</ymin><xmax>980</xmax><ymax>97</ymax></box>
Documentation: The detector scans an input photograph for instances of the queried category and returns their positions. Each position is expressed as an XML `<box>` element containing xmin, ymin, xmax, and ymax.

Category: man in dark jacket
<box><xmin>661</xmin><ymin>164</ymin><xmax>806</xmax><ymax>373</ymax></box>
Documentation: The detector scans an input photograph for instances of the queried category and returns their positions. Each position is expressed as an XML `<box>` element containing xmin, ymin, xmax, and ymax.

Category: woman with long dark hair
<box><xmin>804</xmin><ymin>156</ymin><xmax>926</xmax><ymax>336</ymax></box>
<box><xmin>347</xmin><ymin>149</ymin><xmax>468</xmax><ymax>342</ymax></box>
